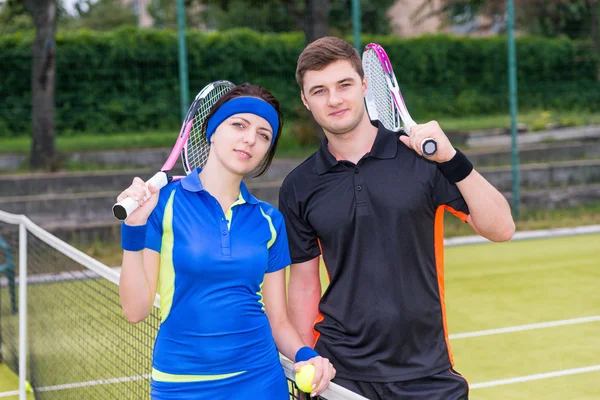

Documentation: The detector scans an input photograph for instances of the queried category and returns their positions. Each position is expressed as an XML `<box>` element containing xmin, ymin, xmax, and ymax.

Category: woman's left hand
<box><xmin>294</xmin><ymin>356</ymin><xmax>336</xmax><ymax>397</ymax></box>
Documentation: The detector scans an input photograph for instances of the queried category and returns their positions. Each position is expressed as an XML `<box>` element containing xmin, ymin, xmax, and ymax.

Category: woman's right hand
<box><xmin>116</xmin><ymin>177</ymin><xmax>160</xmax><ymax>226</ymax></box>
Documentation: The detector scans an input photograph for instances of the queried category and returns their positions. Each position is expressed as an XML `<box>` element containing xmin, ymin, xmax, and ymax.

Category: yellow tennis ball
<box><xmin>25</xmin><ymin>381</ymin><xmax>32</xmax><ymax>392</ymax></box>
<box><xmin>295</xmin><ymin>364</ymin><xmax>315</xmax><ymax>393</ymax></box>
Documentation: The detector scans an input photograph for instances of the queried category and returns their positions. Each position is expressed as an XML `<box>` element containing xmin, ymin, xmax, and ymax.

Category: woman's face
<box><xmin>209</xmin><ymin>112</ymin><xmax>274</xmax><ymax>176</ymax></box>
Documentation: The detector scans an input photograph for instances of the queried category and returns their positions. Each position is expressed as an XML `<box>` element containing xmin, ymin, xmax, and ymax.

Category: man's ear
<box><xmin>362</xmin><ymin>76</ymin><xmax>368</xmax><ymax>97</ymax></box>
<box><xmin>301</xmin><ymin>91</ymin><xmax>310</xmax><ymax>111</ymax></box>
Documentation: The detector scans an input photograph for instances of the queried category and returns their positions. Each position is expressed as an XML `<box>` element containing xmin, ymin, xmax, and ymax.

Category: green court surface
<box><xmin>444</xmin><ymin>233</ymin><xmax>600</xmax><ymax>399</ymax></box>
<box><xmin>0</xmin><ymin>364</ymin><xmax>35</xmax><ymax>399</ymax></box>
<box><xmin>0</xmin><ymin>233</ymin><xmax>598</xmax><ymax>399</ymax></box>
<box><xmin>318</xmin><ymin>233</ymin><xmax>599</xmax><ymax>399</ymax></box>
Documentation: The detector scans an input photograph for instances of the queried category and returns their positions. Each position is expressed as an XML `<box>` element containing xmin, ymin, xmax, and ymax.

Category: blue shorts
<box><xmin>150</xmin><ymin>362</ymin><xmax>289</xmax><ymax>400</ymax></box>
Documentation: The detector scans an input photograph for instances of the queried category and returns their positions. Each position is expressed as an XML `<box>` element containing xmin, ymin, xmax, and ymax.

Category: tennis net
<box><xmin>0</xmin><ymin>209</ymin><xmax>364</xmax><ymax>399</ymax></box>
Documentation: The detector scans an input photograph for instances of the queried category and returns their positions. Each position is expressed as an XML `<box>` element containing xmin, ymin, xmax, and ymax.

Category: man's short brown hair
<box><xmin>295</xmin><ymin>36</ymin><xmax>364</xmax><ymax>91</ymax></box>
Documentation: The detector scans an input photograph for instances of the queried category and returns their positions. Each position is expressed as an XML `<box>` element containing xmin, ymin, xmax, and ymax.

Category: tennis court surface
<box><xmin>1</xmin><ymin>209</ymin><xmax>598</xmax><ymax>399</ymax></box>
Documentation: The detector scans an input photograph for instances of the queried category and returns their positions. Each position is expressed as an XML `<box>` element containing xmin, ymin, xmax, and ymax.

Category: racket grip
<box><xmin>421</xmin><ymin>138</ymin><xmax>437</xmax><ymax>157</ymax></box>
<box><xmin>112</xmin><ymin>172</ymin><xmax>169</xmax><ymax>221</ymax></box>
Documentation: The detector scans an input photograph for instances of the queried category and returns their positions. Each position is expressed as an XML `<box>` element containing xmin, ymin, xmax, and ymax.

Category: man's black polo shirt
<box><xmin>278</xmin><ymin>125</ymin><xmax>470</xmax><ymax>382</ymax></box>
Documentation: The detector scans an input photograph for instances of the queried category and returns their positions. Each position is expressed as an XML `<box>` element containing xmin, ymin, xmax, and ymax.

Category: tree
<box><xmin>412</xmin><ymin>0</ymin><xmax>596</xmax><ymax>40</ymax></box>
<box><xmin>62</xmin><ymin>0</ymin><xmax>138</xmax><ymax>31</ymax></box>
<box><xmin>24</xmin><ymin>0</ymin><xmax>57</xmax><ymax>170</ymax></box>
<box><xmin>186</xmin><ymin>0</ymin><xmax>393</xmax><ymax>43</ymax></box>
<box><xmin>0</xmin><ymin>0</ymin><xmax>33</xmax><ymax>34</ymax></box>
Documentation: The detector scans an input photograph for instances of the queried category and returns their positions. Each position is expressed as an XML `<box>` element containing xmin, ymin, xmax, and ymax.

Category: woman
<box><xmin>117</xmin><ymin>83</ymin><xmax>335</xmax><ymax>399</ymax></box>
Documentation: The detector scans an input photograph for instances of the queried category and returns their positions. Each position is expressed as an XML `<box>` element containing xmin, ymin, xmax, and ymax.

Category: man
<box><xmin>278</xmin><ymin>36</ymin><xmax>515</xmax><ymax>400</ymax></box>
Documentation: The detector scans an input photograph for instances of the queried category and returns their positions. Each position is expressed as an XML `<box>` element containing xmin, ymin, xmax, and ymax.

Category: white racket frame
<box><xmin>363</xmin><ymin>43</ymin><xmax>437</xmax><ymax>156</ymax></box>
<box><xmin>112</xmin><ymin>80</ymin><xmax>235</xmax><ymax>221</ymax></box>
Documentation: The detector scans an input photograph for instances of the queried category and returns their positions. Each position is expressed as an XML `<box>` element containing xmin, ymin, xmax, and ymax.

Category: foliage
<box><xmin>0</xmin><ymin>29</ymin><xmax>598</xmax><ymax>138</ymax></box>
<box><xmin>60</xmin><ymin>0</ymin><xmax>138</xmax><ymax>31</ymax></box>
<box><xmin>197</xmin><ymin>0</ymin><xmax>394</xmax><ymax>35</ymax></box>
<box><xmin>0</xmin><ymin>0</ymin><xmax>33</xmax><ymax>33</ymax></box>
<box><xmin>412</xmin><ymin>0</ymin><xmax>596</xmax><ymax>39</ymax></box>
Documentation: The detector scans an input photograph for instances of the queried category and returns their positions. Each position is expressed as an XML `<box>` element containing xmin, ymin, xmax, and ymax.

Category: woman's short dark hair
<box><xmin>202</xmin><ymin>82</ymin><xmax>283</xmax><ymax>177</ymax></box>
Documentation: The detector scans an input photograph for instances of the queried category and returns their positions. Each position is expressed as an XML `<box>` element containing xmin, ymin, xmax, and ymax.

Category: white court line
<box><xmin>34</xmin><ymin>374</ymin><xmax>151</xmax><ymax>392</ymax></box>
<box><xmin>0</xmin><ymin>390</ymin><xmax>18</xmax><ymax>398</ymax></box>
<box><xmin>450</xmin><ymin>316</ymin><xmax>600</xmax><ymax>339</ymax></box>
<box><xmin>471</xmin><ymin>365</ymin><xmax>600</xmax><ymax>389</ymax></box>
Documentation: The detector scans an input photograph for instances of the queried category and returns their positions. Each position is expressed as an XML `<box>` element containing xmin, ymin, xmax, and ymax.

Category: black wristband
<box><xmin>437</xmin><ymin>149</ymin><xmax>473</xmax><ymax>183</ymax></box>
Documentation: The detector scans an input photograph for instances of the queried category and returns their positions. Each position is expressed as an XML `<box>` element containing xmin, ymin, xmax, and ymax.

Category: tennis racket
<box><xmin>112</xmin><ymin>80</ymin><xmax>235</xmax><ymax>220</ymax></box>
<box><xmin>362</xmin><ymin>43</ymin><xmax>437</xmax><ymax>157</ymax></box>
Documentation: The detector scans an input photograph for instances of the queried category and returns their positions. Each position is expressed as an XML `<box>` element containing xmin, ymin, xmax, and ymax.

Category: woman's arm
<box><xmin>262</xmin><ymin>268</ymin><xmax>335</xmax><ymax>397</ymax></box>
<box><xmin>116</xmin><ymin>177</ymin><xmax>161</xmax><ymax>323</ymax></box>
<box><xmin>119</xmin><ymin>248</ymin><xmax>160</xmax><ymax>323</ymax></box>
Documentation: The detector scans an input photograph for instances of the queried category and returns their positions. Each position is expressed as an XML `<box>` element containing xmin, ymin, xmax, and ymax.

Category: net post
<box><xmin>18</xmin><ymin>222</ymin><xmax>28</xmax><ymax>400</ymax></box>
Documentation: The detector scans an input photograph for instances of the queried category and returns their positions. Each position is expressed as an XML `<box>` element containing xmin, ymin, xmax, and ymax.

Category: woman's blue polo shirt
<box><xmin>144</xmin><ymin>168</ymin><xmax>291</xmax><ymax>383</ymax></box>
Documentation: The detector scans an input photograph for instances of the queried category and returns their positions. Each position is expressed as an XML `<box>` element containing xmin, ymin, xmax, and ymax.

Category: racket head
<box><xmin>362</xmin><ymin>43</ymin><xmax>402</xmax><ymax>132</ymax></box>
<box><xmin>180</xmin><ymin>80</ymin><xmax>236</xmax><ymax>175</ymax></box>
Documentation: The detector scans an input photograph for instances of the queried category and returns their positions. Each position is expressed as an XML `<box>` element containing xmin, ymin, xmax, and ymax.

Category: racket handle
<box><xmin>421</xmin><ymin>138</ymin><xmax>437</xmax><ymax>157</ymax></box>
<box><xmin>112</xmin><ymin>172</ymin><xmax>169</xmax><ymax>221</ymax></box>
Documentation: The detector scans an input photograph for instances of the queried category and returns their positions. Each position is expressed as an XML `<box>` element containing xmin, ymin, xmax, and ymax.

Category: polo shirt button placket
<box><xmin>353</xmin><ymin>170</ymin><xmax>368</xmax><ymax>215</ymax></box>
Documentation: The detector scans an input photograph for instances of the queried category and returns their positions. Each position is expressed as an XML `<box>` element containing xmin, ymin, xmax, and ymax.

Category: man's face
<box><xmin>301</xmin><ymin>60</ymin><xmax>368</xmax><ymax>136</ymax></box>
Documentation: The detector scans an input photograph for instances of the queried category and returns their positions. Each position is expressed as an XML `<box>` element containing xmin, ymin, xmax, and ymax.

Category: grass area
<box><xmin>445</xmin><ymin>234</ymin><xmax>600</xmax><ymax>399</ymax></box>
<box><xmin>76</xmin><ymin>203</ymin><xmax>600</xmax><ymax>268</ymax></box>
<box><xmin>433</xmin><ymin>109</ymin><xmax>600</xmax><ymax>133</ymax></box>
<box><xmin>3</xmin><ymin>109</ymin><xmax>600</xmax><ymax>157</ymax></box>
<box><xmin>0</xmin><ymin>125</ymin><xmax>317</xmax><ymax>157</ymax></box>
<box><xmin>1</xmin><ymin>233</ymin><xmax>598</xmax><ymax>399</ymax></box>
<box><xmin>444</xmin><ymin>203</ymin><xmax>600</xmax><ymax>237</ymax></box>
<box><xmin>0</xmin><ymin>364</ymin><xmax>36</xmax><ymax>400</ymax></box>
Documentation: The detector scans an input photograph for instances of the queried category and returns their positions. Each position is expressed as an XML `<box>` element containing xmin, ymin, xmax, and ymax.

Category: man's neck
<box><xmin>325</xmin><ymin>116</ymin><xmax>378</xmax><ymax>164</ymax></box>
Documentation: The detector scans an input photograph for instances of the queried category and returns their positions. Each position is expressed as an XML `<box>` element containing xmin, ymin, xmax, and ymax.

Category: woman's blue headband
<box><xmin>206</xmin><ymin>97</ymin><xmax>280</xmax><ymax>146</ymax></box>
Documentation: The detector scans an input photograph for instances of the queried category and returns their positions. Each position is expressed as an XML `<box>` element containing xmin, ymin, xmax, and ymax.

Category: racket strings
<box><xmin>364</xmin><ymin>51</ymin><xmax>399</xmax><ymax>131</ymax></box>
<box><xmin>185</xmin><ymin>84</ymin><xmax>234</xmax><ymax>174</ymax></box>
<box><xmin>364</xmin><ymin>50</ymin><xmax>400</xmax><ymax>131</ymax></box>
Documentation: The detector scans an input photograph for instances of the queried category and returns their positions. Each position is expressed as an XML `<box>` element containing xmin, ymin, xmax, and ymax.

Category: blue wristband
<box><xmin>121</xmin><ymin>223</ymin><xmax>147</xmax><ymax>251</ymax></box>
<box><xmin>295</xmin><ymin>346</ymin><xmax>319</xmax><ymax>363</ymax></box>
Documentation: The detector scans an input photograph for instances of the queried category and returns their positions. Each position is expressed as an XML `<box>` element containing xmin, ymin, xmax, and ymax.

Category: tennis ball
<box><xmin>25</xmin><ymin>380</ymin><xmax>32</xmax><ymax>392</ymax></box>
<box><xmin>295</xmin><ymin>364</ymin><xmax>315</xmax><ymax>393</ymax></box>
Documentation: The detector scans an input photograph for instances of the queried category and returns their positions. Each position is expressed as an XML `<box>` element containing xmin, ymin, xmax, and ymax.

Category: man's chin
<box><xmin>326</xmin><ymin>123</ymin><xmax>358</xmax><ymax>136</ymax></box>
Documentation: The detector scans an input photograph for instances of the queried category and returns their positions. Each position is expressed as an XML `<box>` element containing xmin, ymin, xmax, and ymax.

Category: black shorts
<box><xmin>333</xmin><ymin>368</ymin><xmax>469</xmax><ymax>400</ymax></box>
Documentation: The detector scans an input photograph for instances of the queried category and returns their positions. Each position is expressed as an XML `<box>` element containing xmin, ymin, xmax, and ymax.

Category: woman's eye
<box><xmin>260</xmin><ymin>133</ymin><xmax>270</xmax><ymax>141</ymax></box>
<box><xmin>233</xmin><ymin>122</ymin><xmax>244</xmax><ymax>128</ymax></box>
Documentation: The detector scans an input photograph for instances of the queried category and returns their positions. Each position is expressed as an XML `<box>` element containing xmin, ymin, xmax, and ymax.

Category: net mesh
<box><xmin>0</xmin><ymin>221</ymin><xmax>159</xmax><ymax>399</ymax></box>
<box><xmin>183</xmin><ymin>82</ymin><xmax>236</xmax><ymax>175</ymax></box>
<box><xmin>363</xmin><ymin>49</ymin><xmax>401</xmax><ymax>132</ymax></box>
<box><xmin>0</xmin><ymin>212</ymin><xmax>364</xmax><ymax>399</ymax></box>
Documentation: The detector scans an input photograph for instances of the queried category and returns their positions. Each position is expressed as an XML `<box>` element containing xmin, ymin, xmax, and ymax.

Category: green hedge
<box><xmin>0</xmin><ymin>27</ymin><xmax>598</xmax><ymax>137</ymax></box>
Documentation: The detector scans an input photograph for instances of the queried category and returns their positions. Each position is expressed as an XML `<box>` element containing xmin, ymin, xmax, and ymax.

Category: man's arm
<box><xmin>401</xmin><ymin>120</ymin><xmax>515</xmax><ymax>242</ymax></box>
<box><xmin>288</xmin><ymin>256</ymin><xmax>322</xmax><ymax>347</ymax></box>
<box><xmin>457</xmin><ymin>169</ymin><xmax>515</xmax><ymax>242</ymax></box>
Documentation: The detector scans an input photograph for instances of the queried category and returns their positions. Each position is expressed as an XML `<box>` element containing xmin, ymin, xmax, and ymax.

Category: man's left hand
<box><xmin>400</xmin><ymin>121</ymin><xmax>456</xmax><ymax>163</ymax></box>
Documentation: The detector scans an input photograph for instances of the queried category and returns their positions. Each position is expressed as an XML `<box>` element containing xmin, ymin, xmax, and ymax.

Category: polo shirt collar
<box><xmin>180</xmin><ymin>168</ymin><xmax>259</xmax><ymax>204</ymax></box>
<box><xmin>315</xmin><ymin>123</ymin><xmax>398</xmax><ymax>175</ymax></box>
<box><xmin>239</xmin><ymin>180</ymin><xmax>259</xmax><ymax>204</ymax></box>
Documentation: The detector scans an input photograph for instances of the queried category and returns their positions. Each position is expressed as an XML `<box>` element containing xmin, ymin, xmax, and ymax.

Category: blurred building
<box><xmin>120</xmin><ymin>0</ymin><xmax>153</xmax><ymax>27</ymax></box>
<box><xmin>388</xmin><ymin>0</ymin><xmax>504</xmax><ymax>37</ymax></box>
